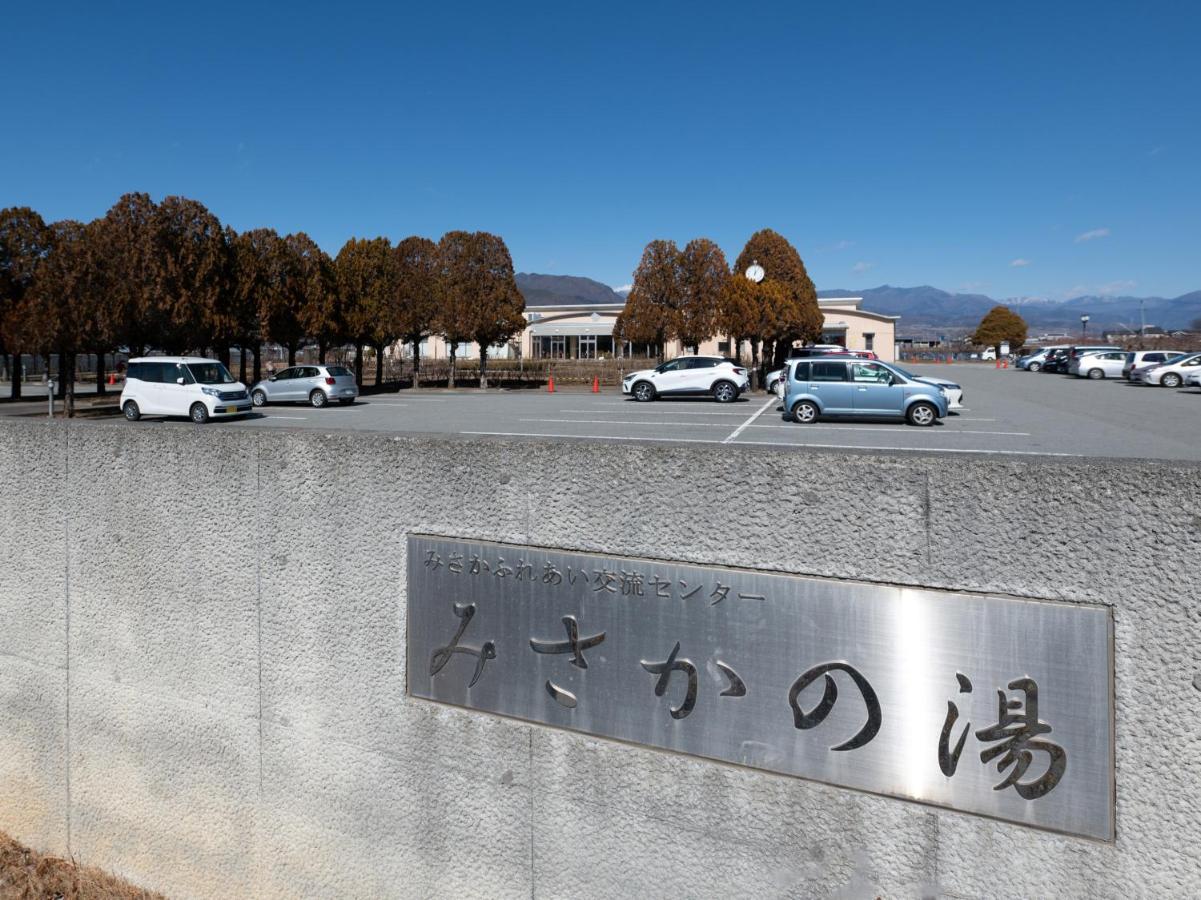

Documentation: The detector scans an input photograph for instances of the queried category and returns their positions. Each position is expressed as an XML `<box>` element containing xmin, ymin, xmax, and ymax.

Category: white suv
<box><xmin>121</xmin><ymin>357</ymin><xmax>252</xmax><ymax>423</ymax></box>
<box><xmin>622</xmin><ymin>356</ymin><xmax>750</xmax><ymax>403</ymax></box>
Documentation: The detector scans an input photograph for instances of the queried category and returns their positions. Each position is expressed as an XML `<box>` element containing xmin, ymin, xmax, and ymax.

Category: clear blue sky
<box><xmin>3</xmin><ymin>1</ymin><xmax>1197</xmax><ymax>299</ymax></box>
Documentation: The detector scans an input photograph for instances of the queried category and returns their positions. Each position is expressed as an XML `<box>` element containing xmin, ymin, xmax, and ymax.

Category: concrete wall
<box><xmin>1</xmin><ymin>418</ymin><xmax>1199</xmax><ymax>898</ymax></box>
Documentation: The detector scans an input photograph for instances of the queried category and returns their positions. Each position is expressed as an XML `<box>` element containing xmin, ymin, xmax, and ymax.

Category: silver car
<box><xmin>250</xmin><ymin>364</ymin><xmax>359</xmax><ymax>408</ymax></box>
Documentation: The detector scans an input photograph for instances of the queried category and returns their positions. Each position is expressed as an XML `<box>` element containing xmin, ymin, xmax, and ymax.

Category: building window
<box><xmin>717</xmin><ymin>340</ymin><xmax>730</xmax><ymax>354</ymax></box>
<box><xmin>864</xmin><ymin>332</ymin><xmax>875</xmax><ymax>351</ymax></box>
<box><xmin>579</xmin><ymin>335</ymin><xmax>597</xmax><ymax>359</ymax></box>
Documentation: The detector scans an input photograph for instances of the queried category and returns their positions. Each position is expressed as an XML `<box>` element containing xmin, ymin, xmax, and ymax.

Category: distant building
<box><xmin>399</xmin><ymin>296</ymin><xmax>898</xmax><ymax>362</ymax></box>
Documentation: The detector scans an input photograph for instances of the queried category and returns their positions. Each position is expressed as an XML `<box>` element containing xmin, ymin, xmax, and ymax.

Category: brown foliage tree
<box><xmin>151</xmin><ymin>196</ymin><xmax>227</xmax><ymax>355</ymax></box>
<box><xmin>336</xmin><ymin>237</ymin><xmax>397</xmax><ymax>385</ymax></box>
<box><xmin>294</xmin><ymin>238</ymin><xmax>339</xmax><ymax>364</ymax></box>
<box><xmin>94</xmin><ymin>193</ymin><xmax>161</xmax><ymax>358</ymax></box>
<box><xmin>393</xmin><ymin>236</ymin><xmax>440</xmax><ymax>387</ymax></box>
<box><xmin>0</xmin><ymin>207</ymin><xmax>52</xmax><ymax>399</ymax></box>
<box><xmin>15</xmin><ymin>220</ymin><xmax>109</xmax><ymax>414</ymax></box>
<box><xmin>733</xmin><ymin>229</ymin><xmax>821</xmax><ymax>366</ymax></box>
<box><xmin>436</xmin><ymin>231</ymin><xmax>525</xmax><ymax>388</ymax></box>
<box><xmin>231</xmin><ymin>228</ymin><xmax>284</xmax><ymax>382</ymax></box>
<box><xmin>676</xmin><ymin>238</ymin><xmax>727</xmax><ymax>351</ymax></box>
<box><xmin>717</xmin><ymin>274</ymin><xmax>788</xmax><ymax>366</ymax></box>
<box><xmin>613</xmin><ymin>239</ymin><xmax>681</xmax><ymax>361</ymax></box>
<box><xmin>971</xmin><ymin>305</ymin><xmax>1027</xmax><ymax>350</ymax></box>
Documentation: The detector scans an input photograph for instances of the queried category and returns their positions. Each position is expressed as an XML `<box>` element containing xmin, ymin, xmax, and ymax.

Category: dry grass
<box><xmin>0</xmin><ymin>832</ymin><xmax>165</xmax><ymax>900</ymax></box>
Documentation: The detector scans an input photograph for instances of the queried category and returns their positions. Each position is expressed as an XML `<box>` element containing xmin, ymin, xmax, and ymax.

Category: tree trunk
<box><xmin>478</xmin><ymin>343</ymin><xmax>489</xmax><ymax>389</ymax></box>
<box><xmin>410</xmin><ymin>337</ymin><xmax>421</xmax><ymax>390</ymax></box>
<box><xmin>375</xmin><ymin>343</ymin><xmax>384</xmax><ymax>387</ymax></box>
<box><xmin>238</xmin><ymin>348</ymin><xmax>247</xmax><ymax>384</ymax></box>
<box><xmin>52</xmin><ymin>355</ymin><xmax>65</xmax><ymax>400</ymax></box>
<box><xmin>252</xmin><ymin>345</ymin><xmax>262</xmax><ymax>385</ymax></box>
<box><xmin>318</xmin><ymin>338</ymin><xmax>328</xmax><ymax>365</ymax></box>
<box><xmin>64</xmin><ymin>351</ymin><xmax>76</xmax><ymax>418</ymax></box>
<box><xmin>448</xmin><ymin>343</ymin><xmax>457</xmax><ymax>388</ymax></box>
<box><xmin>288</xmin><ymin>343</ymin><xmax>297</xmax><ymax>367</ymax></box>
<box><xmin>217</xmin><ymin>345</ymin><xmax>231</xmax><ymax>368</ymax></box>
<box><xmin>354</xmin><ymin>344</ymin><xmax>364</xmax><ymax>386</ymax></box>
<box><xmin>95</xmin><ymin>351</ymin><xmax>107</xmax><ymax>396</ymax></box>
<box><xmin>10</xmin><ymin>353</ymin><xmax>20</xmax><ymax>400</ymax></box>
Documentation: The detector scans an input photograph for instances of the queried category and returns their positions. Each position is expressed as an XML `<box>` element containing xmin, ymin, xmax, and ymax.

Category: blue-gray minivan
<box><xmin>780</xmin><ymin>358</ymin><xmax>948</xmax><ymax>426</ymax></box>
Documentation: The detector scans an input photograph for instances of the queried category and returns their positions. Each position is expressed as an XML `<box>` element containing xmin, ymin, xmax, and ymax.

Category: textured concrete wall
<box><xmin>0</xmin><ymin>418</ymin><xmax>1199</xmax><ymax>898</ymax></box>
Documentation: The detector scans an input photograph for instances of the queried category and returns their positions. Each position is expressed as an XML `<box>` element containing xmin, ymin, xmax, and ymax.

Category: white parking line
<box><xmin>746</xmin><ymin>424</ymin><xmax>1031</xmax><ymax>436</ymax></box>
<box><xmin>520</xmin><ymin>418</ymin><xmax>731</xmax><ymax>427</ymax></box>
<box><xmin>560</xmin><ymin>408</ymin><xmax>749</xmax><ymax>417</ymax></box>
<box><xmin>723</xmin><ymin>397</ymin><xmax>778</xmax><ymax>444</ymax></box>
<box><xmin>463</xmin><ymin>430</ymin><xmax>720</xmax><ymax>445</ymax></box>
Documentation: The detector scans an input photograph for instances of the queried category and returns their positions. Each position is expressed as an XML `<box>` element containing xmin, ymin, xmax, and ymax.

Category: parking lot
<box><xmin>8</xmin><ymin>362</ymin><xmax>1198</xmax><ymax>462</ymax></box>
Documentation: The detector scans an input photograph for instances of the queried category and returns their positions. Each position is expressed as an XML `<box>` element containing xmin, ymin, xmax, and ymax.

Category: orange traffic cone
<box><xmin>1002</xmin><ymin>359</ymin><xmax>1009</xmax><ymax>369</ymax></box>
<box><xmin>592</xmin><ymin>376</ymin><xmax>599</xmax><ymax>393</ymax></box>
<box><xmin>547</xmin><ymin>375</ymin><xmax>555</xmax><ymax>393</ymax></box>
<box><xmin>107</xmin><ymin>372</ymin><xmax>115</xmax><ymax>385</ymax></box>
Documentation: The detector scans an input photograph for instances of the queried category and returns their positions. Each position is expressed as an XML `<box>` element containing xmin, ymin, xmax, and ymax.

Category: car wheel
<box><xmin>1161</xmin><ymin>373</ymin><xmax>1182</xmax><ymax>388</ymax></box>
<box><xmin>252</xmin><ymin>389</ymin><xmax>267</xmax><ymax>407</ymax></box>
<box><xmin>1088</xmin><ymin>368</ymin><xmax>1105</xmax><ymax>380</ymax></box>
<box><xmin>632</xmin><ymin>381</ymin><xmax>655</xmax><ymax>402</ymax></box>
<box><xmin>906</xmin><ymin>401</ymin><xmax>937</xmax><ymax>427</ymax></box>
<box><xmin>792</xmin><ymin>400</ymin><xmax>819</xmax><ymax>424</ymax></box>
<box><xmin>1028</xmin><ymin>362</ymin><xmax>1041</xmax><ymax>372</ymax></box>
<box><xmin>122</xmin><ymin>400</ymin><xmax>140</xmax><ymax>421</ymax></box>
<box><xmin>310</xmin><ymin>389</ymin><xmax>328</xmax><ymax>407</ymax></box>
<box><xmin>712</xmin><ymin>380</ymin><xmax>738</xmax><ymax>403</ymax></box>
<box><xmin>190</xmin><ymin>402</ymin><xmax>210</xmax><ymax>424</ymax></box>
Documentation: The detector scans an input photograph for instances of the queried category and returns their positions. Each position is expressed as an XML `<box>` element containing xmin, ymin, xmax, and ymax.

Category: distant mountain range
<box><xmin>515</xmin><ymin>273</ymin><xmax>626</xmax><ymax>307</ymax></box>
<box><xmin>819</xmin><ymin>286</ymin><xmax>1201</xmax><ymax>333</ymax></box>
<box><xmin>515</xmin><ymin>274</ymin><xmax>1201</xmax><ymax>334</ymax></box>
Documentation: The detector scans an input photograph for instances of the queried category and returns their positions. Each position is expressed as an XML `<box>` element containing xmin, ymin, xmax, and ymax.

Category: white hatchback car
<box><xmin>121</xmin><ymin>357</ymin><xmax>252</xmax><ymax>423</ymax></box>
<box><xmin>1131</xmin><ymin>352</ymin><xmax>1201</xmax><ymax>387</ymax></box>
<box><xmin>623</xmin><ymin>356</ymin><xmax>750</xmax><ymax>402</ymax></box>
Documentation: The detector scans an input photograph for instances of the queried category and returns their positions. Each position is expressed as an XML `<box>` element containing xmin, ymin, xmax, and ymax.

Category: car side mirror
<box><xmin>176</xmin><ymin>377</ymin><xmax>185</xmax><ymax>385</ymax></box>
<box><xmin>268</xmin><ymin>376</ymin><xmax>277</xmax><ymax>382</ymax></box>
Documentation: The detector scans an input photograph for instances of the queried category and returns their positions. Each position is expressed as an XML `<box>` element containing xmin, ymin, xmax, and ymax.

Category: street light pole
<box><xmin>1081</xmin><ymin>314</ymin><xmax>1090</xmax><ymax>342</ymax></box>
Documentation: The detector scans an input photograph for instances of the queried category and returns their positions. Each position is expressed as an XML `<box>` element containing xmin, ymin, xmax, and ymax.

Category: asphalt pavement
<box><xmin>3</xmin><ymin>364</ymin><xmax>1199</xmax><ymax>462</ymax></box>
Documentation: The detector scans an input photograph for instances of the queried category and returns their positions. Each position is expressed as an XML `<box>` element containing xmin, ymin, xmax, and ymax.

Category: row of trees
<box><xmin>0</xmin><ymin>195</ymin><xmax>526</xmax><ymax>408</ymax></box>
<box><xmin>615</xmin><ymin>229</ymin><xmax>823</xmax><ymax>369</ymax></box>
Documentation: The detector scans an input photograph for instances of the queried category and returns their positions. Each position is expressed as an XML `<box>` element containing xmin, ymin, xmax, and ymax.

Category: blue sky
<box><xmin>3</xmin><ymin>1</ymin><xmax>1198</xmax><ymax>299</ymax></box>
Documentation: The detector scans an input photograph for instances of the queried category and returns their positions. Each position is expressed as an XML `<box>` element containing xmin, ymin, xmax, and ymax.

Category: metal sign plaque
<box><xmin>407</xmin><ymin>536</ymin><xmax>1114</xmax><ymax>841</ymax></box>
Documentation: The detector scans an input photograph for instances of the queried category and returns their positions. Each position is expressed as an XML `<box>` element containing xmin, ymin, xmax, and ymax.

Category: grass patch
<box><xmin>0</xmin><ymin>832</ymin><xmax>165</xmax><ymax>899</ymax></box>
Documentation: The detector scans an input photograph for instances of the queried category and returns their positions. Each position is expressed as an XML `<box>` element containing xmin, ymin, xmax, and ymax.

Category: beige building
<box><xmin>402</xmin><ymin>296</ymin><xmax>897</xmax><ymax>363</ymax></box>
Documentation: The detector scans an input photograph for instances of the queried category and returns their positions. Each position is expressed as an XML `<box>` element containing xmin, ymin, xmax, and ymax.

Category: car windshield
<box><xmin>890</xmin><ymin>365</ymin><xmax>918</xmax><ymax>380</ymax></box>
<box><xmin>186</xmin><ymin>362</ymin><xmax>235</xmax><ymax>384</ymax></box>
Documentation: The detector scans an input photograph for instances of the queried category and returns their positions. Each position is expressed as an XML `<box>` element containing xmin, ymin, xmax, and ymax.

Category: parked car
<box><xmin>121</xmin><ymin>357</ymin><xmax>252</xmax><ymax>423</ymax></box>
<box><xmin>623</xmin><ymin>356</ymin><xmax>750</xmax><ymax>402</ymax></box>
<box><xmin>1018</xmin><ymin>346</ymin><xmax>1068</xmax><ymax>371</ymax></box>
<box><xmin>1040</xmin><ymin>348</ymin><xmax>1072</xmax><ymax>373</ymax></box>
<box><xmin>889</xmin><ymin>364</ymin><xmax>964</xmax><ymax>409</ymax></box>
<box><xmin>1070</xmin><ymin>350</ymin><xmax>1128</xmax><ymax>379</ymax></box>
<box><xmin>1122</xmin><ymin>350</ymin><xmax>1183</xmax><ymax>380</ymax></box>
<box><xmin>1061</xmin><ymin>344</ymin><xmax>1121</xmax><ymax>375</ymax></box>
<box><xmin>765</xmin><ymin>347</ymin><xmax>867</xmax><ymax>391</ymax></box>
<box><xmin>250</xmin><ymin>364</ymin><xmax>358</xmax><ymax>407</ymax></box>
<box><xmin>1131</xmin><ymin>352</ymin><xmax>1201</xmax><ymax>387</ymax></box>
<box><xmin>781</xmin><ymin>357</ymin><xmax>948</xmax><ymax>426</ymax></box>
<box><xmin>1187</xmin><ymin>370</ymin><xmax>1201</xmax><ymax>390</ymax></box>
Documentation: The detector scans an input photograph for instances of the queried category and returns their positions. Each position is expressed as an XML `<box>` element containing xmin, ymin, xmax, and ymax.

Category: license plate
<box><xmin>225</xmin><ymin>406</ymin><xmax>237</xmax><ymax>414</ymax></box>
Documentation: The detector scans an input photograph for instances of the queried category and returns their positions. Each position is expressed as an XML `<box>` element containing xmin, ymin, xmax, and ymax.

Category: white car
<box><xmin>1122</xmin><ymin>350</ymin><xmax>1183</xmax><ymax>380</ymax></box>
<box><xmin>121</xmin><ymin>357</ymin><xmax>252</xmax><ymax>423</ymax></box>
<box><xmin>887</xmin><ymin>363</ymin><xmax>964</xmax><ymax>410</ymax></box>
<box><xmin>1070</xmin><ymin>350</ymin><xmax>1127</xmax><ymax>379</ymax></box>
<box><xmin>1131</xmin><ymin>352</ymin><xmax>1201</xmax><ymax>387</ymax></box>
<box><xmin>1187</xmin><ymin>370</ymin><xmax>1201</xmax><ymax>389</ymax></box>
<box><xmin>623</xmin><ymin>356</ymin><xmax>750</xmax><ymax>403</ymax></box>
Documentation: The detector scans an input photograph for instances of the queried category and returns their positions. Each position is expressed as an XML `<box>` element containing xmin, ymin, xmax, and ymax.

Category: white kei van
<box><xmin>120</xmin><ymin>357</ymin><xmax>252</xmax><ymax>423</ymax></box>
